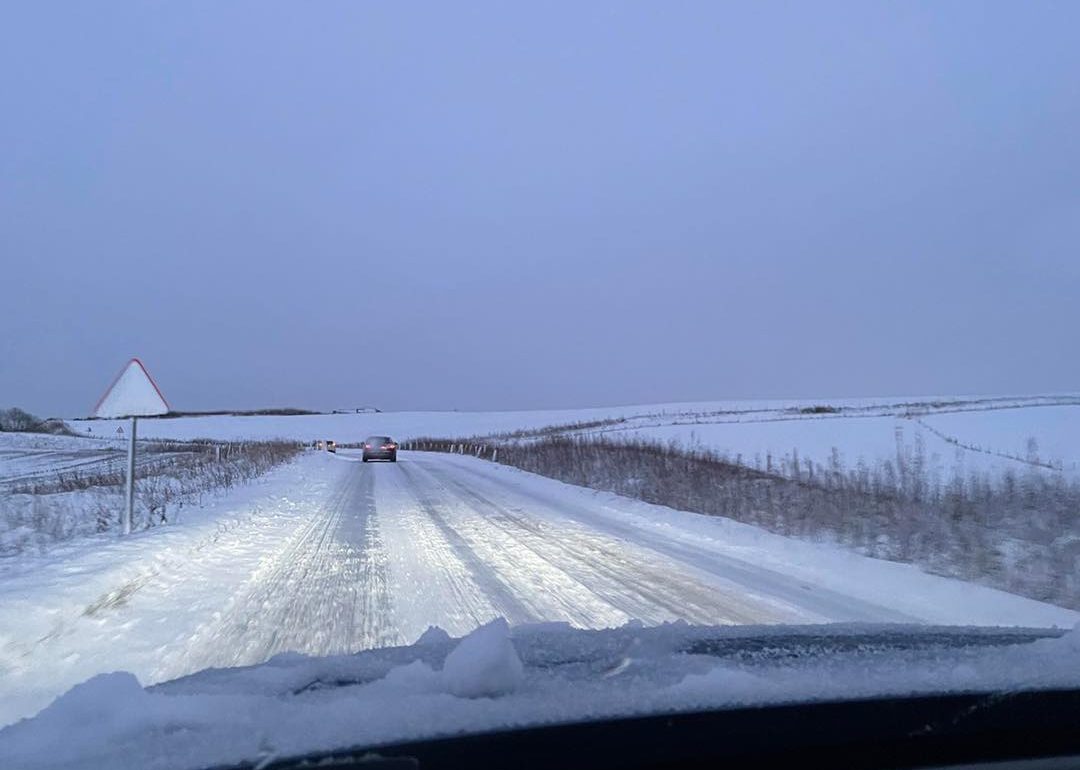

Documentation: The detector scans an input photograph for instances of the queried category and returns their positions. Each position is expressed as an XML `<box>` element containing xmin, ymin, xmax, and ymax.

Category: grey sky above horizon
<box><xmin>3</xmin><ymin>2</ymin><xmax>1079</xmax><ymax>417</ymax></box>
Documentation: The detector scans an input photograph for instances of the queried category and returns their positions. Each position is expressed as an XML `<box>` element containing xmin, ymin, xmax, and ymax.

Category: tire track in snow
<box><xmin>374</xmin><ymin>462</ymin><xmax>509</xmax><ymax>636</ymax></box>
<box><xmin>160</xmin><ymin>461</ymin><xmax>397</xmax><ymax>675</ymax></box>
<box><xmin>414</xmin><ymin>460</ymin><xmax>782</xmax><ymax>625</ymax></box>
<box><xmin>394</xmin><ymin>462</ymin><xmax>537</xmax><ymax>625</ymax></box>
<box><xmin>442</xmin><ymin>455</ymin><xmax>916</xmax><ymax>623</ymax></box>
<box><xmin>387</xmin><ymin>460</ymin><xmax>622</xmax><ymax>629</ymax></box>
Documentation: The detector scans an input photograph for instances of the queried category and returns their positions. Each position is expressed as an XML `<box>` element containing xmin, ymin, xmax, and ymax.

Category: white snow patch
<box><xmin>0</xmin><ymin>673</ymin><xmax>153</xmax><ymax>767</ymax></box>
<box><xmin>440</xmin><ymin>618</ymin><xmax>524</xmax><ymax>698</ymax></box>
<box><xmin>380</xmin><ymin>660</ymin><xmax>442</xmax><ymax>694</ymax></box>
<box><xmin>4</xmin><ymin>622</ymin><xmax>1080</xmax><ymax>770</ymax></box>
<box><xmin>666</xmin><ymin>665</ymin><xmax>777</xmax><ymax>703</ymax></box>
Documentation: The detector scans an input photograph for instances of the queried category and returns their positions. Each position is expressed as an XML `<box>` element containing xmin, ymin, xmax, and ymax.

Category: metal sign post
<box><xmin>92</xmin><ymin>358</ymin><xmax>170</xmax><ymax>536</ymax></box>
<box><xmin>123</xmin><ymin>417</ymin><xmax>137</xmax><ymax>535</ymax></box>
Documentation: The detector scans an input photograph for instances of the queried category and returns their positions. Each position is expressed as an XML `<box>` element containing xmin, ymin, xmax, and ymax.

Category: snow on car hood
<box><xmin>3</xmin><ymin>618</ymin><xmax>1079</xmax><ymax>770</ymax></box>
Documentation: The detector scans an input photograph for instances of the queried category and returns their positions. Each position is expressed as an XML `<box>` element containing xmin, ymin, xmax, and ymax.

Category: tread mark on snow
<box><xmin>444</xmin><ymin>457</ymin><xmax>915</xmax><ymax>623</ymax></box>
<box><xmin>417</xmin><ymin>461</ymin><xmax>773</xmax><ymax>625</ymax></box>
<box><xmin>395</xmin><ymin>462</ymin><xmax>537</xmax><ymax>625</ymax></box>
<box><xmin>162</xmin><ymin>462</ymin><xmax>398</xmax><ymax>673</ymax></box>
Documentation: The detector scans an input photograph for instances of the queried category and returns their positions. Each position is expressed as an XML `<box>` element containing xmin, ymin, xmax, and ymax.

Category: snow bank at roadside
<box><xmin>0</xmin><ymin>453</ymin><xmax>344</xmax><ymax>728</ymax></box>
<box><xmin>441</xmin><ymin>618</ymin><xmax>523</xmax><ymax>697</ymax></box>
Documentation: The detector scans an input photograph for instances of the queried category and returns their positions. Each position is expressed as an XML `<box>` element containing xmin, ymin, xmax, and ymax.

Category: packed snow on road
<box><xmin>2</xmin><ymin>429</ymin><xmax>1077</xmax><ymax>730</ymax></box>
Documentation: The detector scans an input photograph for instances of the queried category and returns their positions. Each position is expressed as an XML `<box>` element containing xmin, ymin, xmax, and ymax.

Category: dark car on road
<box><xmin>362</xmin><ymin>436</ymin><xmax>398</xmax><ymax>462</ymax></box>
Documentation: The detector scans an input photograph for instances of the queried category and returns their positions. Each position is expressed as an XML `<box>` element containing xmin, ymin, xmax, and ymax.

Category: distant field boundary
<box><xmin>71</xmin><ymin>406</ymin><xmax>387</xmax><ymax>421</ymax></box>
<box><xmin>75</xmin><ymin>408</ymin><xmax>319</xmax><ymax>420</ymax></box>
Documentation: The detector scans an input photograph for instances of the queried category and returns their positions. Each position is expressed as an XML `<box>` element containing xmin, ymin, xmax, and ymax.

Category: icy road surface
<box><xmin>1</xmin><ymin>451</ymin><xmax>1075</xmax><ymax>726</ymax></box>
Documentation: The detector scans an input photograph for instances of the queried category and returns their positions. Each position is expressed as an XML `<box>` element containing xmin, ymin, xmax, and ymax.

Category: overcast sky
<box><xmin>3</xmin><ymin>2</ymin><xmax>1078</xmax><ymax>417</ymax></box>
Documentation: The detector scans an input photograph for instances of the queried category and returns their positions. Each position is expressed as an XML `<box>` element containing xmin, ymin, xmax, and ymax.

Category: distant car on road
<box><xmin>326</xmin><ymin>440</ymin><xmax>337</xmax><ymax>454</ymax></box>
<box><xmin>362</xmin><ymin>436</ymin><xmax>397</xmax><ymax>462</ymax></box>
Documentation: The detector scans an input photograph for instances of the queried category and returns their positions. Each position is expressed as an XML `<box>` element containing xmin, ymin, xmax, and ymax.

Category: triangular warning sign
<box><xmin>93</xmin><ymin>358</ymin><xmax>171</xmax><ymax>418</ymax></box>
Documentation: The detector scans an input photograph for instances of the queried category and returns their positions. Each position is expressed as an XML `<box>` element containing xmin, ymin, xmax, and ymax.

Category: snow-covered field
<box><xmin>1</xmin><ymin>450</ymin><xmax>1075</xmax><ymax>730</ymax></box>
<box><xmin>0</xmin><ymin>435</ymin><xmax>177</xmax><ymax>491</ymax></box>
<box><xmin>0</xmin><ymin>431</ymin><xmax>293</xmax><ymax>555</ymax></box>
<box><xmin>0</xmin><ymin>433</ymin><xmax>127</xmax><ymax>485</ymax></box>
<box><xmin>73</xmin><ymin>394</ymin><xmax>1080</xmax><ymax>478</ymax></box>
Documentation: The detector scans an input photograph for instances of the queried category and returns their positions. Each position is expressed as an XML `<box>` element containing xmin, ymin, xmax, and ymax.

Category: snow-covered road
<box><xmin>163</xmin><ymin>451</ymin><xmax>832</xmax><ymax>676</ymax></box>
<box><xmin>2</xmin><ymin>451</ymin><xmax>1075</xmax><ymax>727</ymax></box>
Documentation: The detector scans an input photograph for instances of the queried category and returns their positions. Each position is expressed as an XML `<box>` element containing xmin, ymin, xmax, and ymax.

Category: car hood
<box><xmin>2</xmin><ymin>619</ymin><xmax>1079</xmax><ymax>770</ymax></box>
